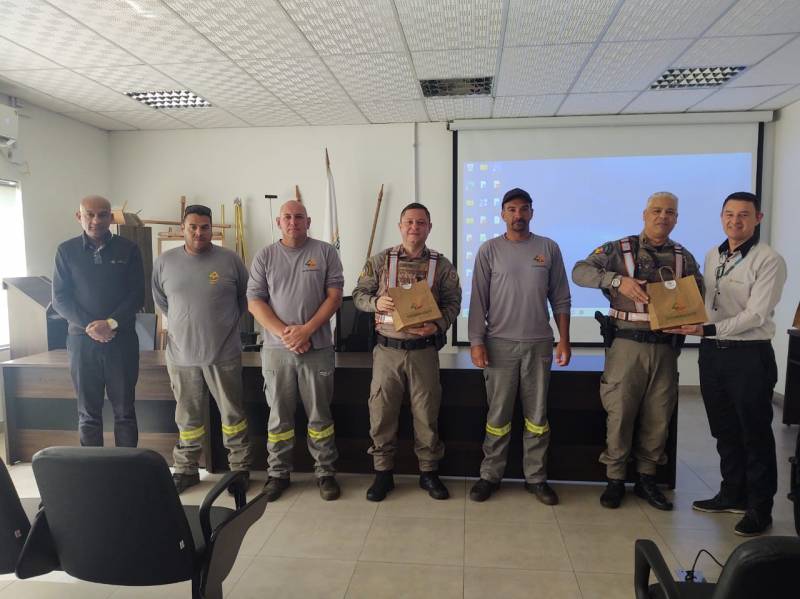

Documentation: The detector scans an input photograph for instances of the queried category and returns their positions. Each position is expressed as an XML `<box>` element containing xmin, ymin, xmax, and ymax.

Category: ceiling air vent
<box><xmin>650</xmin><ymin>66</ymin><xmax>747</xmax><ymax>90</ymax></box>
<box><xmin>125</xmin><ymin>90</ymin><xmax>211</xmax><ymax>109</ymax></box>
<box><xmin>420</xmin><ymin>77</ymin><xmax>493</xmax><ymax>98</ymax></box>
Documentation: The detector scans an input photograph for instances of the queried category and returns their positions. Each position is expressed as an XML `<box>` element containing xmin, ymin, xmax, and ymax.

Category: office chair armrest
<box><xmin>635</xmin><ymin>539</ymin><xmax>681</xmax><ymax>599</ymax></box>
<box><xmin>199</xmin><ymin>471</ymin><xmax>248</xmax><ymax>544</ymax></box>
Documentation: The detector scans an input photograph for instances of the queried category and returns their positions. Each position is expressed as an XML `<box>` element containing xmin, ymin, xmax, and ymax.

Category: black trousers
<box><xmin>66</xmin><ymin>331</ymin><xmax>140</xmax><ymax>447</ymax></box>
<box><xmin>698</xmin><ymin>340</ymin><xmax>778</xmax><ymax>514</ymax></box>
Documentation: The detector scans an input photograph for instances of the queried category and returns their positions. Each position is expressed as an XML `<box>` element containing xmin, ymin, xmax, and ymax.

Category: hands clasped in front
<box><xmin>85</xmin><ymin>319</ymin><xmax>115</xmax><ymax>343</ymax></box>
<box><xmin>280</xmin><ymin>324</ymin><xmax>312</xmax><ymax>354</ymax></box>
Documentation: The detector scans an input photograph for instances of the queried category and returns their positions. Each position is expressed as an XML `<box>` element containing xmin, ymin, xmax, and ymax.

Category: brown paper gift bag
<box><xmin>647</xmin><ymin>267</ymin><xmax>708</xmax><ymax>330</ymax></box>
<box><xmin>387</xmin><ymin>280</ymin><xmax>443</xmax><ymax>332</ymax></box>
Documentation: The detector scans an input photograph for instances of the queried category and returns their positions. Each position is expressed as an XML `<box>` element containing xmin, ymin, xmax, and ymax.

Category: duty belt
<box><xmin>701</xmin><ymin>338</ymin><xmax>771</xmax><ymax>350</ymax></box>
<box><xmin>609</xmin><ymin>308</ymin><xmax>650</xmax><ymax>322</ymax></box>
<box><xmin>376</xmin><ymin>333</ymin><xmax>442</xmax><ymax>351</ymax></box>
<box><xmin>615</xmin><ymin>329</ymin><xmax>674</xmax><ymax>345</ymax></box>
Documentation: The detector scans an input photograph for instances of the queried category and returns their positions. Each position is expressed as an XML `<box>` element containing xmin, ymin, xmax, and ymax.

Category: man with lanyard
<box><xmin>667</xmin><ymin>192</ymin><xmax>786</xmax><ymax>536</ymax></box>
<box><xmin>468</xmin><ymin>187</ymin><xmax>572</xmax><ymax>505</ymax></box>
<box><xmin>152</xmin><ymin>205</ymin><xmax>253</xmax><ymax>495</ymax></box>
<box><xmin>353</xmin><ymin>202</ymin><xmax>462</xmax><ymax>501</ymax></box>
<box><xmin>52</xmin><ymin>195</ymin><xmax>144</xmax><ymax>447</ymax></box>
<box><xmin>573</xmin><ymin>191</ymin><xmax>702</xmax><ymax>511</ymax></box>
<box><xmin>248</xmin><ymin>200</ymin><xmax>344</xmax><ymax>502</ymax></box>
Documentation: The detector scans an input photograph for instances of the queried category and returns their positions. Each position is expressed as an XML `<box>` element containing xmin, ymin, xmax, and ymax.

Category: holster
<box><xmin>595</xmin><ymin>311</ymin><xmax>615</xmax><ymax>348</ymax></box>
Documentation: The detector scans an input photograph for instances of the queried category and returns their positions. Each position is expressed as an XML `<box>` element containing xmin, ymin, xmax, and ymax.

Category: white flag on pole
<box><xmin>324</xmin><ymin>148</ymin><xmax>340</xmax><ymax>252</ymax></box>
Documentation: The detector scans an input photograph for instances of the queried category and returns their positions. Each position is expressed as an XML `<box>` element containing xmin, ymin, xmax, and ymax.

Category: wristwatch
<box><xmin>106</xmin><ymin>318</ymin><xmax>119</xmax><ymax>331</ymax></box>
<box><xmin>610</xmin><ymin>275</ymin><xmax>622</xmax><ymax>289</ymax></box>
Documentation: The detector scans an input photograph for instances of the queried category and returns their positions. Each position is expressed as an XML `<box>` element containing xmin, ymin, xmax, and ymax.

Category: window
<box><xmin>0</xmin><ymin>179</ymin><xmax>27</xmax><ymax>346</ymax></box>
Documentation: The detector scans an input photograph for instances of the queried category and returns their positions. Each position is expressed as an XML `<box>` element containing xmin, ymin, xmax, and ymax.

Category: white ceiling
<box><xmin>0</xmin><ymin>0</ymin><xmax>799</xmax><ymax>131</ymax></box>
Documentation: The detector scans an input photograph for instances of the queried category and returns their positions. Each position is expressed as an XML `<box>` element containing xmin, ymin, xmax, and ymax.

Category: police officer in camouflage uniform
<box><xmin>353</xmin><ymin>202</ymin><xmax>462</xmax><ymax>502</ymax></box>
<box><xmin>572</xmin><ymin>192</ymin><xmax>702</xmax><ymax>511</ymax></box>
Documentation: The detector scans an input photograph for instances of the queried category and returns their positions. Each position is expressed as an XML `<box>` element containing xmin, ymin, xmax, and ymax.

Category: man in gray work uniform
<box><xmin>152</xmin><ymin>204</ymin><xmax>252</xmax><ymax>494</ymax></box>
<box><xmin>573</xmin><ymin>191</ymin><xmax>702</xmax><ymax>511</ymax></box>
<box><xmin>248</xmin><ymin>200</ymin><xmax>344</xmax><ymax>502</ymax></box>
<box><xmin>468</xmin><ymin>187</ymin><xmax>572</xmax><ymax>505</ymax></box>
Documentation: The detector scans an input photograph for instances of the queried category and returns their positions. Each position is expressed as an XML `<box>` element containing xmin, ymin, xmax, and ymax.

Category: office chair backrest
<box><xmin>30</xmin><ymin>447</ymin><xmax>197</xmax><ymax>586</ymax></box>
<box><xmin>336</xmin><ymin>296</ymin><xmax>373</xmax><ymax>352</ymax></box>
<box><xmin>712</xmin><ymin>536</ymin><xmax>800</xmax><ymax>598</ymax></box>
<box><xmin>0</xmin><ymin>458</ymin><xmax>30</xmax><ymax>574</ymax></box>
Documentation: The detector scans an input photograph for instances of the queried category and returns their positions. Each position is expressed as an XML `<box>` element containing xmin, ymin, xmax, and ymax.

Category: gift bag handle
<box><xmin>657</xmin><ymin>266</ymin><xmax>678</xmax><ymax>290</ymax></box>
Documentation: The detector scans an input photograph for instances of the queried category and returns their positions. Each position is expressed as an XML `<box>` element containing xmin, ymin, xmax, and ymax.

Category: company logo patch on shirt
<box><xmin>109</xmin><ymin>259</ymin><xmax>127</xmax><ymax>264</ymax></box>
<box><xmin>208</xmin><ymin>271</ymin><xmax>219</xmax><ymax>285</ymax></box>
<box><xmin>594</xmin><ymin>242</ymin><xmax>612</xmax><ymax>255</ymax></box>
<box><xmin>303</xmin><ymin>258</ymin><xmax>320</xmax><ymax>272</ymax></box>
<box><xmin>532</xmin><ymin>255</ymin><xmax>546</xmax><ymax>266</ymax></box>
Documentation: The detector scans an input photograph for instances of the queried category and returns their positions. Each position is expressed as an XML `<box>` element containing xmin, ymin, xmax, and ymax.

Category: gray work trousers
<box><xmin>262</xmin><ymin>346</ymin><xmax>338</xmax><ymax>479</ymax></box>
<box><xmin>480</xmin><ymin>338</ymin><xmax>553</xmax><ymax>484</ymax></box>
<box><xmin>168</xmin><ymin>356</ymin><xmax>252</xmax><ymax>475</ymax></box>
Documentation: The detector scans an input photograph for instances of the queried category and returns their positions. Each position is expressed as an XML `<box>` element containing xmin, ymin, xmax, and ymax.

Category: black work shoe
<box><xmin>262</xmin><ymin>476</ymin><xmax>290</xmax><ymax>502</ymax></box>
<box><xmin>366</xmin><ymin>471</ymin><xmax>395</xmax><ymax>502</ymax></box>
<box><xmin>734</xmin><ymin>510</ymin><xmax>772</xmax><ymax>536</ymax></box>
<box><xmin>227</xmin><ymin>471</ymin><xmax>250</xmax><ymax>497</ymax></box>
<box><xmin>469</xmin><ymin>478</ymin><xmax>500</xmax><ymax>502</ymax></box>
<box><xmin>173</xmin><ymin>472</ymin><xmax>200</xmax><ymax>495</ymax></box>
<box><xmin>318</xmin><ymin>476</ymin><xmax>341</xmax><ymax>501</ymax></box>
<box><xmin>524</xmin><ymin>481</ymin><xmax>559</xmax><ymax>505</ymax></box>
<box><xmin>692</xmin><ymin>494</ymin><xmax>747</xmax><ymax>514</ymax></box>
<box><xmin>420</xmin><ymin>472</ymin><xmax>450</xmax><ymax>500</ymax></box>
<box><xmin>634</xmin><ymin>474</ymin><xmax>673</xmax><ymax>511</ymax></box>
<box><xmin>600</xmin><ymin>479</ymin><xmax>626</xmax><ymax>509</ymax></box>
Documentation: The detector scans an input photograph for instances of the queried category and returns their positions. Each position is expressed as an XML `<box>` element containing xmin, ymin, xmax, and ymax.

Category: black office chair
<box><xmin>335</xmin><ymin>295</ymin><xmax>374</xmax><ymax>352</ymax></box>
<box><xmin>790</xmin><ymin>426</ymin><xmax>800</xmax><ymax>535</ymax></box>
<box><xmin>15</xmin><ymin>447</ymin><xmax>268</xmax><ymax>599</ymax></box>
<box><xmin>634</xmin><ymin>536</ymin><xmax>800</xmax><ymax>598</ymax></box>
<box><xmin>0</xmin><ymin>458</ymin><xmax>32</xmax><ymax>574</ymax></box>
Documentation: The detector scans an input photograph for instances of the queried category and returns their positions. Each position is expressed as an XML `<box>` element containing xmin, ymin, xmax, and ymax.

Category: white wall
<box><xmin>0</xmin><ymin>101</ymin><xmax>110</xmax><ymax>277</ymax></box>
<box><xmin>770</xmin><ymin>100</ymin><xmax>800</xmax><ymax>393</ymax></box>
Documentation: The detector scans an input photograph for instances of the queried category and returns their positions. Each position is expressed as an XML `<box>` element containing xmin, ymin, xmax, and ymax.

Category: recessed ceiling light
<box><xmin>651</xmin><ymin>66</ymin><xmax>747</xmax><ymax>90</ymax></box>
<box><xmin>420</xmin><ymin>77</ymin><xmax>493</xmax><ymax>98</ymax></box>
<box><xmin>125</xmin><ymin>90</ymin><xmax>211</xmax><ymax>109</ymax></box>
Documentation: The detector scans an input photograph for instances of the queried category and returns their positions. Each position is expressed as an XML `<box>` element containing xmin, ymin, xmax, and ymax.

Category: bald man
<box><xmin>247</xmin><ymin>200</ymin><xmax>344</xmax><ymax>502</ymax></box>
<box><xmin>52</xmin><ymin>196</ymin><xmax>145</xmax><ymax>447</ymax></box>
<box><xmin>572</xmin><ymin>192</ymin><xmax>702</xmax><ymax>511</ymax></box>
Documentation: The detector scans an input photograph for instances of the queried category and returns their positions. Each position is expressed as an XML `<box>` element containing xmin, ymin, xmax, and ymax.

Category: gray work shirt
<box><xmin>246</xmin><ymin>237</ymin><xmax>344</xmax><ymax>349</ymax></box>
<box><xmin>703</xmin><ymin>238</ymin><xmax>786</xmax><ymax>341</ymax></box>
<box><xmin>152</xmin><ymin>245</ymin><xmax>249</xmax><ymax>366</ymax></box>
<box><xmin>468</xmin><ymin>234</ymin><xmax>571</xmax><ymax>345</ymax></box>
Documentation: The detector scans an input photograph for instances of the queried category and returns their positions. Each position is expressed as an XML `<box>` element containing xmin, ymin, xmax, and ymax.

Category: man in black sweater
<box><xmin>52</xmin><ymin>195</ymin><xmax>144</xmax><ymax>447</ymax></box>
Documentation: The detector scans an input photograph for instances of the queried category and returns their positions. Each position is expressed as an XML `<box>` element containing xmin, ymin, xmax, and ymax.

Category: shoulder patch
<box><xmin>594</xmin><ymin>242</ymin><xmax>613</xmax><ymax>255</ymax></box>
<box><xmin>359</xmin><ymin>260</ymin><xmax>374</xmax><ymax>279</ymax></box>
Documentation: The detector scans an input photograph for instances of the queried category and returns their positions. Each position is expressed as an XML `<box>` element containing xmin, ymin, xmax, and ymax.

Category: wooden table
<box><xmin>1</xmin><ymin>350</ymin><xmax>678</xmax><ymax>486</ymax></box>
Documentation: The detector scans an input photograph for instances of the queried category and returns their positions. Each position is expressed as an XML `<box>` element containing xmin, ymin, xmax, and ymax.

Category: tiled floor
<box><xmin>2</xmin><ymin>390</ymin><xmax>797</xmax><ymax>598</ymax></box>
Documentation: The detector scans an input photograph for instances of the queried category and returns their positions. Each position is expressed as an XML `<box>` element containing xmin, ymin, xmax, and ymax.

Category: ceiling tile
<box><xmin>169</xmin><ymin>107</ymin><xmax>248</xmax><ymax>128</ymax></box>
<box><xmin>572</xmin><ymin>39</ymin><xmax>693</xmax><ymax>93</ymax></box>
<box><xmin>47</xmin><ymin>0</ymin><xmax>225</xmax><ymax>65</ymax></box>
<box><xmin>492</xmin><ymin>94</ymin><xmax>564</xmax><ymax>117</ymax></box>
<box><xmin>359</xmin><ymin>99</ymin><xmax>429</xmax><ymax>123</ymax></box>
<box><xmin>281</xmin><ymin>0</ymin><xmax>405</xmax><ymax>55</ymax></box>
<box><xmin>425</xmin><ymin>96</ymin><xmax>493</xmax><ymax>120</ymax></box>
<box><xmin>293</xmin><ymin>102</ymin><xmax>369</xmax><ymax>126</ymax></box>
<box><xmin>558</xmin><ymin>91</ymin><xmax>638</xmax><ymax>115</ymax></box>
<box><xmin>226</xmin><ymin>104</ymin><xmax>307</xmax><ymax>127</ymax></box>
<box><xmin>755</xmin><ymin>84</ymin><xmax>800</xmax><ymax>110</ymax></box>
<box><xmin>155</xmin><ymin>61</ymin><xmax>278</xmax><ymax>108</ymax></box>
<box><xmin>0</xmin><ymin>77</ymin><xmax>87</xmax><ymax>113</ymax></box>
<box><xmin>505</xmin><ymin>0</ymin><xmax>618</xmax><ymax>46</ymax></box>
<box><xmin>0</xmin><ymin>37</ymin><xmax>60</xmax><ymax>70</ymax></box>
<box><xmin>413</xmin><ymin>49</ymin><xmax>497</xmax><ymax>79</ymax></box>
<box><xmin>622</xmin><ymin>89</ymin><xmax>715</xmax><ymax>113</ymax></box>
<box><xmin>325</xmin><ymin>53</ymin><xmax>420</xmax><ymax>102</ymax></box>
<box><xmin>0</xmin><ymin>0</ymin><xmax>139</xmax><ymax>67</ymax></box>
<box><xmin>75</xmin><ymin>65</ymin><xmax>182</xmax><ymax>94</ymax></box>
<box><xmin>674</xmin><ymin>34</ymin><xmax>795</xmax><ymax>68</ymax></box>
<box><xmin>396</xmin><ymin>0</ymin><xmax>502</xmax><ymax>51</ymax></box>
<box><xmin>99</xmin><ymin>109</ymin><xmax>190</xmax><ymax>129</ymax></box>
<box><xmin>689</xmin><ymin>85</ymin><xmax>795</xmax><ymax>111</ymax></box>
<box><xmin>604</xmin><ymin>0</ymin><xmax>732</xmax><ymax>41</ymax></box>
<box><xmin>164</xmin><ymin>0</ymin><xmax>316</xmax><ymax>60</ymax></box>
<box><xmin>63</xmin><ymin>111</ymin><xmax>135</xmax><ymax>130</ymax></box>
<box><xmin>727</xmin><ymin>36</ymin><xmax>800</xmax><ymax>87</ymax></box>
<box><xmin>0</xmin><ymin>68</ymin><xmax>147</xmax><ymax>111</ymax></box>
<box><xmin>497</xmin><ymin>44</ymin><xmax>593</xmax><ymax>95</ymax></box>
<box><xmin>240</xmin><ymin>57</ymin><xmax>351</xmax><ymax>105</ymax></box>
<box><xmin>707</xmin><ymin>0</ymin><xmax>800</xmax><ymax>36</ymax></box>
